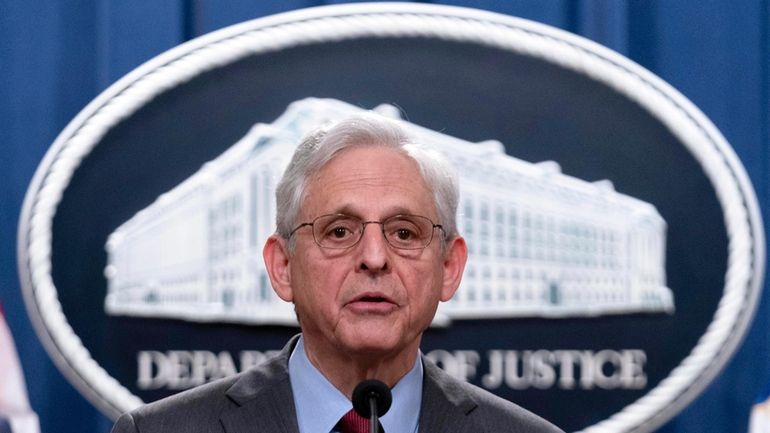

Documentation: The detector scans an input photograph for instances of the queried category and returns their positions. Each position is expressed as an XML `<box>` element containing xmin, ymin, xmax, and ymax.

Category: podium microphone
<box><xmin>352</xmin><ymin>380</ymin><xmax>392</xmax><ymax>433</ymax></box>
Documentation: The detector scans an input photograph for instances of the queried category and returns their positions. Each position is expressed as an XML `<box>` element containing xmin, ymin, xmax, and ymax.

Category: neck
<box><xmin>302</xmin><ymin>337</ymin><xmax>419</xmax><ymax>399</ymax></box>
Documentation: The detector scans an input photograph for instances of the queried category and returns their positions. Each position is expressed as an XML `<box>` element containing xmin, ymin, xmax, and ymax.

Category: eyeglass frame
<box><xmin>288</xmin><ymin>213</ymin><xmax>445</xmax><ymax>250</ymax></box>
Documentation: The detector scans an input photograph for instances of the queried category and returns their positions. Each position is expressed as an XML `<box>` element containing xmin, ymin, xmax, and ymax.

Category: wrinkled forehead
<box><xmin>310</xmin><ymin>142</ymin><xmax>425</xmax><ymax>186</ymax></box>
<box><xmin>301</xmin><ymin>145</ymin><xmax>436</xmax><ymax>217</ymax></box>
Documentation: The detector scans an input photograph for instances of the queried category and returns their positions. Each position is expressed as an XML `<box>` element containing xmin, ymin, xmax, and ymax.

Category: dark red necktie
<box><xmin>337</xmin><ymin>409</ymin><xmax>381</xmax><ymax>433</ymax></box>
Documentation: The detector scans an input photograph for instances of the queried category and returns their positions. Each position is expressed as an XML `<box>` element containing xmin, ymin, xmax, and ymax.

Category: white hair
<box><xmin>275</xmin><ymin>112</ymin><xmax>459</xmax><ymax>250</ymax></box>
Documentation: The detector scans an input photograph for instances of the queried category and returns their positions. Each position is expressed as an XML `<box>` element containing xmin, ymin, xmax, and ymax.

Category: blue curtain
<box><xmin>1</xmin><ymin>1</ymin><xmax>768</xmax><ymax>432</ymax></box>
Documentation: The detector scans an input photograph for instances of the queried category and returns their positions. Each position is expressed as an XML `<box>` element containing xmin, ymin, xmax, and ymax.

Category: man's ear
<box><xmin>263</xmin><ymin>234</ymin><xmax>294</xmax><ymax>302</ymax></box>
<box><xmin>440</xmin><ymin>236</ymin><xmax>468</xmax><ymax>302</ymax></box>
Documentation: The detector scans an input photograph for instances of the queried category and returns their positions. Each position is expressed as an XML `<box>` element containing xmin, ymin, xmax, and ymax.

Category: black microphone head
<box><xmin>352</xmin><ymin>379</ymin><xmax>392</xmax><ymax>418</ymax></box>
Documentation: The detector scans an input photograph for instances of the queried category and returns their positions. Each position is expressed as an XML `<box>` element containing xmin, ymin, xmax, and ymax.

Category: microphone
<box><xmin>352</xmin><ymin>379</ymin><xmax>392</xmax><ymax>433</ymax></box>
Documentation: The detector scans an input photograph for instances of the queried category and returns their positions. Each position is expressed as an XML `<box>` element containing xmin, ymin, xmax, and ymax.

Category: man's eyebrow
<box><xmin>326</xmin><ymin>204</ymin><xmax>358</xmax><ymax>217</ymax></box>
<box><xmin>331</xmin><ymin>205</ymin><xmax>420</xmax><ymax>219</ymax></box>
<box><xmin>385</xmin><ymin>206</ymin><xmax>419</xmax><ymax>217</ymax></box>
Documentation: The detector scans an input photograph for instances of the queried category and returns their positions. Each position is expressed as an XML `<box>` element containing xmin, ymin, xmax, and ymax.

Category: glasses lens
<box><xmin>313</xmin><ymin>215</ymin><xmax>362</xmax><ymax>249</ymax></box>
<box><xmin>383</xmin><ymin>215</ymin><xmax>433</xmax><ymax>249</ymax></box>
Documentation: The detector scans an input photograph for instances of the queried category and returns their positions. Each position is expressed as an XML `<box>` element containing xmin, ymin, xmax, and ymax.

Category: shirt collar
<box><xmin>289</xmin><ymin>336</ymin><xmax>423</xmax><ymax>433</ymax></box>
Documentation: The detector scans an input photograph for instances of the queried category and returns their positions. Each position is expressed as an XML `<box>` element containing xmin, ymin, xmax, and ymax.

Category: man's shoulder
<box><xmin>461</xmin><ymin>382</ymin><xmax>563</xmax><ymax>432</ymax></box>
<box><xmin>111</xmin><ymin>339</ymin><xmax>296</xmax><ymax>433</ymax></box>
<box><xmin>111</xmin><ymin>373</ymin><xmax>244</xmax><ymax>433</ymax></box>
<box><xmin>423</xmin><ymin>359</ymin><xmax>564</xmax><ymax>433</ymax></box>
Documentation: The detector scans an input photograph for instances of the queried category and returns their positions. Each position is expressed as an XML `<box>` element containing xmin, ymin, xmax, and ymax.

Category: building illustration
<box><xmin>103</xmin><ymin>98</ymin><xmax>674</xmax><ymax>325</ymax></box>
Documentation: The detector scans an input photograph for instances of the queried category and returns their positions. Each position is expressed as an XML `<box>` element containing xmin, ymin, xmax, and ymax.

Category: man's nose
<box><xmin>357</xmin><ymin>222</ymin><xmax>390</xmax><ymax>272</ymax></box>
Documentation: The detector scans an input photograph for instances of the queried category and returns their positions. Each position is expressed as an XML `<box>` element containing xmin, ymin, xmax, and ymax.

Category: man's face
<box><xmin>267</xmin><ymin>146</ymin><xmax>466</xmax><ymax>362</ymax></box>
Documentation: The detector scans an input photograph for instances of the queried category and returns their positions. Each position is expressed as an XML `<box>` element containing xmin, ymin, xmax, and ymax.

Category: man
<box><xmin>112</xmin><ymin>113</ymin><xmax>563</xmax><ymax>433</ymax></box>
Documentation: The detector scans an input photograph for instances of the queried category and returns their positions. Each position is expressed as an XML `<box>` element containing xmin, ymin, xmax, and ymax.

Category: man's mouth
<box><xmin>346</xmin><ymin>292</ymin><xmax>398</xmax><ymax>314</ymax></box>
<box><xmin>357</xmin><ymin>295</ymin><xmax>388</xmax><ymax>302</ymax></box>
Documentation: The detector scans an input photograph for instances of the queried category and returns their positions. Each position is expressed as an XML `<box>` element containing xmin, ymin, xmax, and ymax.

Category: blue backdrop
<box><xmin>1</xmin><ymin>1</ymin><xmax>768</xmax><ymax>432</ymax></box>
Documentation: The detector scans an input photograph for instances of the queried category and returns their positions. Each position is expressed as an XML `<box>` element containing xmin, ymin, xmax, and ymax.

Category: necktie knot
<box><xmin>337</xmin><ymin>409</ymin><xmax>382</xmax><ymax>433</ymax></box>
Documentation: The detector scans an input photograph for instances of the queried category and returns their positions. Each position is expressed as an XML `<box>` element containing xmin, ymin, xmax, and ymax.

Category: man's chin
<box><xmin>336</xmin><ymin>328</ymin><xmax>418</xmax><ymax>360</ymax></box>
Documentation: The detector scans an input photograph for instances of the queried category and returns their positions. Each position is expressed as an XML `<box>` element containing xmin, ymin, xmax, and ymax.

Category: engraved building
<box><xmin>104</xmin><ymin>98</ymin><xmax>674</xmax><ymax>325</ymax></box>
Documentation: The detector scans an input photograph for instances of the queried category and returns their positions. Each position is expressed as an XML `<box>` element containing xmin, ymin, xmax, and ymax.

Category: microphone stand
<box><xmin>352</xmin><ymin>380</ymin><xmax>392</xmax><ymax>433</ymax></box>
<box><xmin>368</xmin><ymin>394</ymin><xmax>379</xmax><ymax>433</ymax></box>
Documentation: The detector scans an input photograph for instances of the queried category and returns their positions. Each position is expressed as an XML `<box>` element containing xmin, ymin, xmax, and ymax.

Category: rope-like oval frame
<box><xmin>16</xmin><ymin>3</ymin><xmax>765</xmax><ymax>432</ymax></box>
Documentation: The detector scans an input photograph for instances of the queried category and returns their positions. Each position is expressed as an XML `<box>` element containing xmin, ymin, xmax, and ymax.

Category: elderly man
<box><xmin>112</xmin><ymin>113</ymin><xmax>562</xmax><ymax>433</ymax></box>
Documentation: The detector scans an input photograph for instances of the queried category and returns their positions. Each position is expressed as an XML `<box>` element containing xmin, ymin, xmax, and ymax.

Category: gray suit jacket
<box><xmin>112</xmin><ymin>337</ymin><xmax>563</xmax><ymax>432</ymax></box>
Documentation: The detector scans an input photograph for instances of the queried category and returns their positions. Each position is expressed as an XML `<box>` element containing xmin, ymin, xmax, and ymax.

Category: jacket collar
<box><xmin>219</xmin><ymin>336</ymin><xmax>480</xmax><ymax>432</ymax></box>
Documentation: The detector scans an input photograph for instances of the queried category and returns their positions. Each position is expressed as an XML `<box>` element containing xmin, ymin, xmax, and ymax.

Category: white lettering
<box><xmin>531</xmin><ymin>350</ymin><xmax>556</xmax><ymax>389</ymax></box>
<box><xmin>552</xmin><ymin>350</ymin><xmax>580</xmax><ymax>389</ymax></box>
<box><xmin>482</xmin><ymin>350</ymin><xmax>503</xmax><ymax>389</ymax></box>
<box><xmin>137</xmin><ymin>350</ymin><xmax>279</xmax><ymax>390</ymax></box>
<box><xmin>137</xmin><ymin>348</ymin><xmax>648</xmax><ymax>392</ymax></box>
<box><xmin>137</xmin><ymin>351</ymin><xmax>168</xmax><ymax>390</ymax></box>
<box><xmin>217</xmin><ymin>351</ymin><xmax>238</xmax><ymax>378</ymax></box>
<box><xmin>503</xmin><ymin>350</ymin><xmax>529</xmax><ymax>390</ymax></box>
<box><xmin>424</xmin><ymin>350</ymin><xmax>481</xmax><ymax>382</ymax></box>
<box><xmin>167</xmin><ymin>350</ymin><xmax>194</xmax><ymax>389</ymax></box>
<box><xmin>477</xmin><ymin>349</ymin><xmax>647</xmax><ymax>391</ymax></box>
<box><xmin>621</xmin><ymin>350</ymin><xmax>647</xmax><ymax>389</ymax></box>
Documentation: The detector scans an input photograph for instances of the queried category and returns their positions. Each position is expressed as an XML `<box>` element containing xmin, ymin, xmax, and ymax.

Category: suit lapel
<box><xmin>220</xmin><ymin>336</ymin><xmax>301</xmax><ymax>433</ymax></box>
<box><xmin>218</xmin><ymin>339</ymin><xmax>480</xmax><ymax>432</ymax></box>
<box><xmin>419</xmin><ymin>359</ymin><xmax>480</xmax><ymax>432</ymax></box>
<box><xmin>220</xmin><ymin>389</ymin><xmax>298</xmax><ymax>433</ymax></box>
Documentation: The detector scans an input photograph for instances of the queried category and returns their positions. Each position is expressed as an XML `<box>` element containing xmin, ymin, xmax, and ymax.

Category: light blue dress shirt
<box><xmin>288</xmin><ymin>337</ymin><xmax>422</xmax><ymax>433</ymax></box>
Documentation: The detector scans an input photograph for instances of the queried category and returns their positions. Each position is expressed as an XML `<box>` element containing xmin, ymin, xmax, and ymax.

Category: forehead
<box><xmin>302</xmin><ymin>146</ymin><xmax>435</xmax><ymax>217</ymax></box>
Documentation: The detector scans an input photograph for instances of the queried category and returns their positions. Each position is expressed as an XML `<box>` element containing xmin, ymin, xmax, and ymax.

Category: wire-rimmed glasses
<box><xmin>289</xmin><ymin>214</ymin><xmax>443</xmax><ymax>250</ymax></box>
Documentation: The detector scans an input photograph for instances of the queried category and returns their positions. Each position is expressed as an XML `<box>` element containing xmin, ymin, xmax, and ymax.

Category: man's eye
<box><xmin>330</xmin><ymin>227</ymin><xmax>351</xmax><ymax>238</ymax></box>
<box><xmin>395</xmin><ymin>228</ymin><xmax>415</xmax><ymax>240</ymax></box>
<box><xmin>388</xmin><ymin>219</ymin><xmax>422</xmax><ymax>244</ymax></box>
<box><xmin>322</xmin><ymin>220</ymin><xmax>358</xmax><ymax>239</ymax></box>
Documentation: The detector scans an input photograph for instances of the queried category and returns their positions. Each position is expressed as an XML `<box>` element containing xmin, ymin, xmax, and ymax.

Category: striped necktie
<box><xmin>336</xmin><ymin>409</ymin><xmax>383</xmax><ymax>433</ymax></box>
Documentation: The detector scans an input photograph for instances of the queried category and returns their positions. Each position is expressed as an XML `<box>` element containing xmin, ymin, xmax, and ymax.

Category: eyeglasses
<box><xmin>289</xmin><ymin>214</ymin><xmax>444</xmax><ymax>250</ymax></box>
